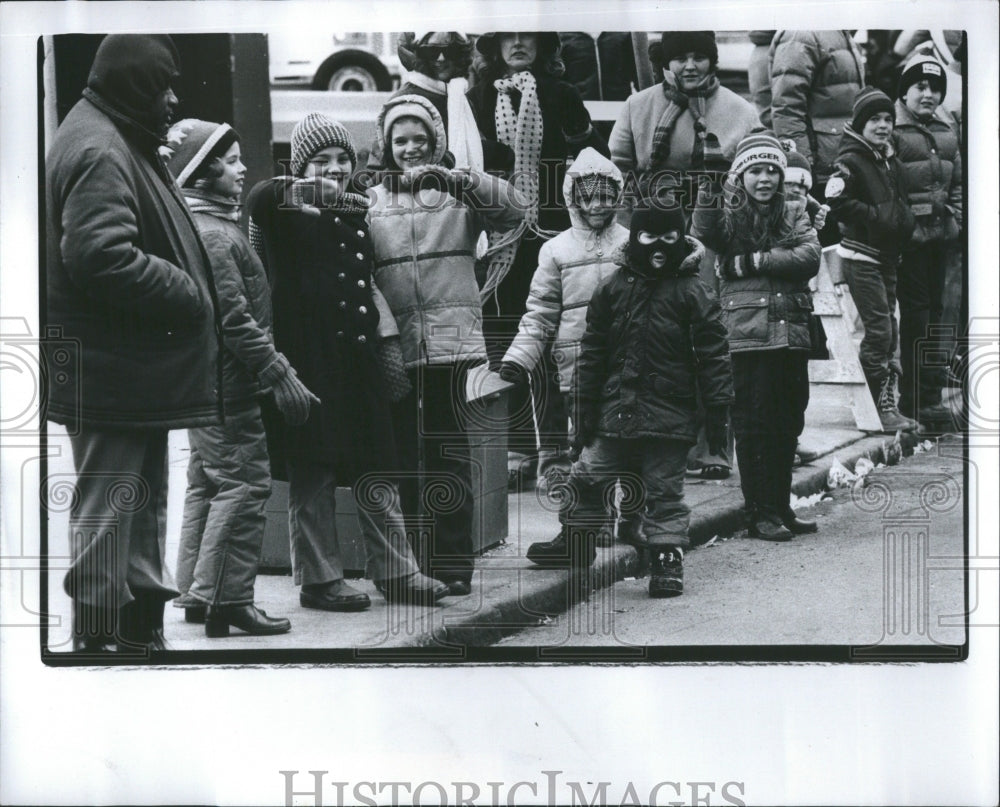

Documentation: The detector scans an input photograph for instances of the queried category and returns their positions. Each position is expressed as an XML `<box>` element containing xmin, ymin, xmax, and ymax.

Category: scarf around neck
<box><xmin>405</xmin><ymin>71</ymin><xmax>484</xmax><ymax>172</ymax></box>
<box><xmin>182</xmin><ymin>188</ymin><xmax>242</xmax><ymax>222</ymax></box>
<box><xmin>649</xmin><ymin>70</ymin><xmax>721</xmax><ymax>170</ymax></box>
<box><xmin>481</xmin><ymin>70</ymin><xmax>560</xmax><ymax>305</ymax></box>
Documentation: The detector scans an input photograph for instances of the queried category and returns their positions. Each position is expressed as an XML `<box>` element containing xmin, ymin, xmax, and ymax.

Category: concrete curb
<box><xmin>408</xmin><ymin>431</ymin><xmax>918</xmax><ymax>648</ymax></box>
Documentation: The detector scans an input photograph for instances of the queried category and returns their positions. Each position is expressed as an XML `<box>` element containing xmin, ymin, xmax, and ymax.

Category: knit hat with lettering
<box><xmin>851</xmin><ymin>87</ymin><xmax>895</xmax><ymax>131</ymax></box>
<box><xmin>290</xmin><ymin>113</ymin><xmax>356</xmax><ymax>178</ymax></box>
<box><xmin>730</xmin><ymin>132</ymin><xmax>787</xmax><ymax>178</ymax></box>
<box><xmin>162</xmin><ymin>119</ymin><xmax>239</xmax><ymax>188</ymax></box>
<box><xmin>897</xmin><ymin>53</ymin><xmax>947</xmax><ymax>99</ymax></box>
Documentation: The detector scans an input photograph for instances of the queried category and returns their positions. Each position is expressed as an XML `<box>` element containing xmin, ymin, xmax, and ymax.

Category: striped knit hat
<box><xmin>730</xmin><ymin>132</ymin><xmax>787</xmax><ymax>177</ymax></box>
<box><xmin>162</xmin><ymin>119</ymin><xmax>239</xmax><ymax>188</ymax></box>
<box><xmin>290</xmin><ymin>113</ymin><xmax>356</xmax><ymax>178</ymax></box>
<box><xmin>851</xmin><ymin>87</ymin><xmax>895</xmax><ymax>131</ymax></box>
<box><xmin>783</xmin><ymin>149</ymin><xmax>812</xmax><ymax>190</ymax></box>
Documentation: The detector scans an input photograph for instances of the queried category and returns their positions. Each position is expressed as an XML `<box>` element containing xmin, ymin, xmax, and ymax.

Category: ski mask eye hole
<box><xmin>637</xmin><ymin>230</ymin><xmax>681</xmax><ymax>246</ymax></box>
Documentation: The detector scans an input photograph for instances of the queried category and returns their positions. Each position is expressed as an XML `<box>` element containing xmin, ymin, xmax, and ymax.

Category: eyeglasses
<box><xmin>417</xmin><ymin>45</ymin><xmax>466</xmax><ymax>61</ymax></box>
<box><xmin>637</xmin><ymin>230</ymin><xmax>681</xmax><ymax>245</ymax></box>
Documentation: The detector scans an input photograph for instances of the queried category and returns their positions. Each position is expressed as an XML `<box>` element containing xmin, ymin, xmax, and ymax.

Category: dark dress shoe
<box><xmin>781</xmin><ymin>510</ymin><xmax>818</xmax><ymax>534</ymax></box>
<box><xmin>526</xmin><ymin>528</ymin><xmax>596</xmax><ymax>568</ymax></box>
<box><xmin>205</xmin><ymin>604</ymin><xmax>292</xmax><ymax>637</ymax></box>
<box><xmin>300</xmin><ymin>580</ymin><xmax>371</xmax><ymax>612</ymax></box>
<box><xmin>377</xmin><ymin>572</ymin><xmax>450</xmax><ymax>605</ymax></box>
<box><xmin>748</xmin><ymin>516</ymin><xmax>794</xmax><ymax>542</ymax></box>
<box><xmin>185</xmin><ymin>605</ymin><xmax>207</xmax><ymax>624</ymax></box>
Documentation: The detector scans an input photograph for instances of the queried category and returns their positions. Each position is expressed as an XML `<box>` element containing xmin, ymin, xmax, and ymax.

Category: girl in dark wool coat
<box><xmin>692</xmin><ymin>133</ymin><xmax>822</xmax><ymax>542</ymax></box>
<box><xmin>247</xmin><ymin>113</ymin><xmax>449</xmax><ymax>612</ymax></box>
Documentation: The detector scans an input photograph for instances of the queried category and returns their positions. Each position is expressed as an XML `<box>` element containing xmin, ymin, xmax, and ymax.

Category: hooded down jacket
<box><xmin>503</xmin><ymin>148</ymin><xmax>629</xmax><ymax>392</ymax></box>
<box><xmin>575</xmin><ymin>238</ymin><xmax>734</xmax><ymax>442</ymax></box>
<box><xmin>367</xmin><ymin>95</ymin><xmax>526</xmax><ymax>368</ymax></box>
<box><xmin>892</xmin><ymin>99</ymin><xmax>963</xmax><ymax>244</ymax></box>
<box><xmin>45</xmin><ymin>34</ymin><xmax>222</xmax><ymax>430</ymax></box>
<box><xmin>769</xmin><ymin>30</ymin><xmax>866</xmax><ymax>183</ymax></box>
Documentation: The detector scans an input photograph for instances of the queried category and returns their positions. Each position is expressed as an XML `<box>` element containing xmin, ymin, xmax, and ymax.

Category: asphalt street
<box><xmin>496</xmin><ymin>436</ymin><xmax>966</xmax><ymax>652</ymax></box>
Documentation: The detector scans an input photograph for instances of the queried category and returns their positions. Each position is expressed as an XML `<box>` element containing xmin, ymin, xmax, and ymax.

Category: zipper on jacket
<box><xmin>410</xmin><ymin>193</ymin><xmax>426</xmax><ymax>356</ymax></box>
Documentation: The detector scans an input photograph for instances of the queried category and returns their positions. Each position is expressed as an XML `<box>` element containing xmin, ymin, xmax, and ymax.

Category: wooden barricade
<box><xmin>807</xmin><ymin>247</ymin><xmax>883</xmax><ymax>431</ymax></box>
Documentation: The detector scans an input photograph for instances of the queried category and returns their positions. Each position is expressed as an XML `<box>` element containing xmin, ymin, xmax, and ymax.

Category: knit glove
<box><xmin>286</xmin><ymin>178</ymin><xmax>341</xmax><ymax>213</ymax></box>
<box><xmin>704</xmin><ymin>406</ymin><xmax>729</xmax><ymax>456</ymax></box>
<box><xmin>260</xmin><ymin>354</ymin><xmax>321</xmax><ymax>426</ymax></box>
<box><xmin>376</xmin><ymin>336</ymin><xmax>412</xmax><ymax>403</ymax></box>
<box><xmin>498</xmin><ymin>361</ymin><xmax>529</xmax><ymax>388</ymax></box>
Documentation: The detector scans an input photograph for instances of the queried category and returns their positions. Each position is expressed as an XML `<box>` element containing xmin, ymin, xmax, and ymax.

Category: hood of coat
<box><xmin>562</xmin><ymin>147</ymin><xmax>624</xmax><ymax>232</ymax></box>
<box><xmin>615</xmin><ymin>235</ymin><xmax>704</xmax><ymax>279</ymax></box>
<box><xmin>86</xmin><ymin>34</ymin><xmax>179</xmax><ymax>131</ymax></box>
<box><xmin>840</xmin><ymin>123</ymin><xmax>896</xmax><ymax>162</ymax></box>
<box><xmin>375</xmin><ymin>93</ymin><xmax>449</xmax><ymax>170</ymax></box>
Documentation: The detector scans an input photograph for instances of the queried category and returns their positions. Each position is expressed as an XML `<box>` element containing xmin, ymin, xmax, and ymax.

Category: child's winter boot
<box><xmin>648</xmin><ymin>547</ymin><xmax>684</xmax><ymax>598</ymax></box>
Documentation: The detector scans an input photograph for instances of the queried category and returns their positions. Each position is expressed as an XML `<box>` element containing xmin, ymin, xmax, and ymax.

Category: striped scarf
<box><xmin>481</xmin><ymin>70</ymin><xmax>560</xmax><ymax>305</ymax></box>
<box><xmin>649</xmin><ymin>71</ymin><xmax>721</xmax><ymax>169</ymax></box>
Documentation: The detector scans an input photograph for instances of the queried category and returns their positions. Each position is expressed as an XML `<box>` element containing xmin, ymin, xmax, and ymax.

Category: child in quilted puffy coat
<box><xmin>366</xmin><ymin>94</ymin><xmax>525</xmax><ymax>595</ymax></box>
<box><xmin>499</xmin><ymin>147</ymin><xmax>629</xmax><ymax>495</ymax></box>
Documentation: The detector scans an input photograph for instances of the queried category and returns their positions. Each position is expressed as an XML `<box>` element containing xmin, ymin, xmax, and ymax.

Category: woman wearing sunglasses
<box><xmin>371</xmin><ymin>32</ymin><xmax>513</xmax><ymax>176</ymax></box>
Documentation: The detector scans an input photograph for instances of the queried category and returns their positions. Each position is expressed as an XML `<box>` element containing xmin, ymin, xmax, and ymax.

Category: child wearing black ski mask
<box><xmin>525</xmin><ymin>203</ymin><xmax>733</xmax><ymax>598</ymax></box>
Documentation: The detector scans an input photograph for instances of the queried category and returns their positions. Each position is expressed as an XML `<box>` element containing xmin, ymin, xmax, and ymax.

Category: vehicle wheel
<box><xmin>312</xmin><ymin>52</ymin><xmax>392</xmax><ymax>92</ymax></box>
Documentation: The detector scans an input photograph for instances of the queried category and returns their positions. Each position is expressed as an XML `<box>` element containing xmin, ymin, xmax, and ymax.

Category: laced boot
<box><xmin>876</xmin><ymin>373</ymin><xmax>919</xmax><ymax>433</ymax></box>
<box><xmin>648</xmin><ymin>547</ymin><xmax>684</xmax><ymax>598</ymax></box>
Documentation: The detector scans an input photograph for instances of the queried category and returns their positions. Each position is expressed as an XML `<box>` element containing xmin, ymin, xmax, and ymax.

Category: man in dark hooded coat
<box><xmin>46</xmin><ymin>34</ymin><xmax>223</xmax><ymax>653</ymax></box>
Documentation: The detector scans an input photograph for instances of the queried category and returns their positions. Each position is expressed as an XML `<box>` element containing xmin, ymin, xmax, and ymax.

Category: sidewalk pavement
<box><xmin>43</xmin><ymin>387</ymin><xmax>956</xmax><ymax>657</ymax></box>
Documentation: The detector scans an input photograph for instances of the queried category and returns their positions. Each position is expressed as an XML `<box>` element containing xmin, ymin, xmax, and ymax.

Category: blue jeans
<box><xmin>842</xmin><ymin>256</ymin><xmax>899</xmax><ymax>389</ymax></box>
<box><xmin>563</xmin><ymin>436</ymin><xmax>691</xmax><ymax>549</ymax></box>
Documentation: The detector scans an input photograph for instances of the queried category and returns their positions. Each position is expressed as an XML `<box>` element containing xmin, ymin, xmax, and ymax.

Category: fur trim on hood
<box><xmin>376</xmin><ymin>93</ymin><xmax>449</xmax><ymax>169</ymax></box>
<box><xmin>562</xmin><ymin>147</ymin><xmax>624</xmax><ymax>232</ymax></box>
